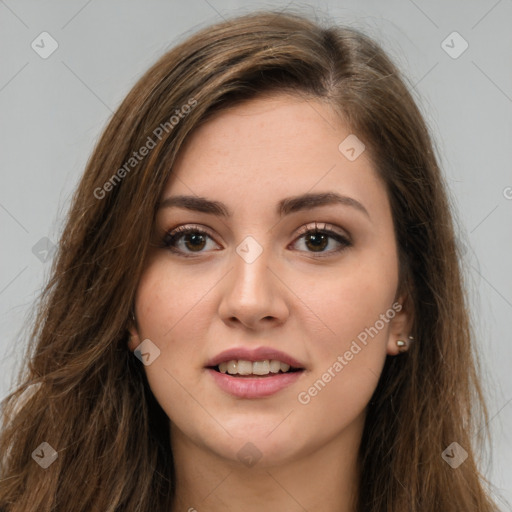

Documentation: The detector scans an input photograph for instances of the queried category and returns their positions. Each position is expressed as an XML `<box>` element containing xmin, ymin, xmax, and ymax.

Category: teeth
<box><xmin>237</xmin><ymin>360</ymin><xmax>252</xmax><ymax>375</ymax></box>
<box><xmin>217</xmin><ymin>359</ymin><xmax>295</xmax><ymax>376</ymax></box>
<box><xmin>269</xmin><ymin>360</ymin><xmax>281</xmax><ymax>373</ymax></box>
<box><xmin>253</xmin><ymin>361</ymin><xmax>269</xmax><ymax>375</ymax></box>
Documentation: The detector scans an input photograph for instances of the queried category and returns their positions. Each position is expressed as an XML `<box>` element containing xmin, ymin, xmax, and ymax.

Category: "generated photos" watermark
<box><xmin>297</xmin><ymin>301</ymin><xmax>402</xmax><ymax>405</ymax></box>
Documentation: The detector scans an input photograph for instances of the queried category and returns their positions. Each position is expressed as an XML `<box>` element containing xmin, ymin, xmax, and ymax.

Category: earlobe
<box><xmin>386</xmin><ymin>294</ymin><xmax>415</xmax><ymax>356</ymax></box>
<box><xmin>127</xmin><ymin>331</ymin><xmax>141</xmax><ymax>352</ymax></box>
<box><xmin>127</xmin><ymin>310</ymin><xmax>141</xmax><ymax>352</ymax></box>
<box><xmin>388</xmin><ymin>335</ymin><xmax>415</xmax><ymax>356</ymax></box>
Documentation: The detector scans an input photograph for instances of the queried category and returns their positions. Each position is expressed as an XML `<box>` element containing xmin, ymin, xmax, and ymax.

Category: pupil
<box><xmin>306</xmin><ymin>233</ymin><xmax>327</xmax><ymax>251</ymax></box>
<box><xmin>186</xmin><ymin>233</ymin><xmax>206</xmax><ymax>251</ymax></box>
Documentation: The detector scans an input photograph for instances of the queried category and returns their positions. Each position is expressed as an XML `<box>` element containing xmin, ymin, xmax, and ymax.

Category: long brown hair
<box><xmin>0</xmin><ymin>9</ymin><xmax>503</xmax><ymax>511</ymax></box>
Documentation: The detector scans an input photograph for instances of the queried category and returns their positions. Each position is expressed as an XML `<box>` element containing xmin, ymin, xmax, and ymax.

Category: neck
<box><xmin>169</xmin><ymin>412</ymin><xmax>364</xmax><ymax>512</ymax></box>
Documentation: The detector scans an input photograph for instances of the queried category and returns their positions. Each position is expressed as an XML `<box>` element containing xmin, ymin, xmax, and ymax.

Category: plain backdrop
<box><xmin>1</xmin><ymin>0</ymin><xmax>511</xmax><ymax>506</ymax></box>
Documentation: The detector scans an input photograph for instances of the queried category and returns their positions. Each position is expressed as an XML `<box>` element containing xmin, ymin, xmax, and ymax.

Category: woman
<box><xmin>0</xmin><ymin>9</ymin><xmax>503</xmax><ymax>512</ymax></box>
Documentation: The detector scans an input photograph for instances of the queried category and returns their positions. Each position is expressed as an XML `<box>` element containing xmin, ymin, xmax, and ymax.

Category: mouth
<box><xmin>204</xmin><ymin>347</ymin><xmax>306</xmax><ymax>398</ymax></box>
<box><xmin>205</xmin><ymin>358</ymin><xmax>305</xmax><ymax>398</ymax></box>
<box><xmin>207</xmin><ymin>359</ymin><xmax>304</xmax><ymax>378</ymax></box>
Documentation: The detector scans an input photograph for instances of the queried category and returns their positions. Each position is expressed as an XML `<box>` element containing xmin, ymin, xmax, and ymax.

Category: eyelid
<box><xmin>167</xmin><ymin>223</ymin><xmax>216</xmax><ymax>237</ymax></box>
<box><xmin>165</xmin><ymin>221</ymin><xmax>348</xmax><ymax>240</ymax></box>
<box><xmin>293</xmin><ymin>221</ymin><xmax>349</xmax><ymax>241</ymax></box>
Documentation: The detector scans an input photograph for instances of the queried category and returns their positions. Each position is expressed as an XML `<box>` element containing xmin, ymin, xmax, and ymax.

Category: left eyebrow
<box><xmin>158</xmin><ymin>191</ymin><xmax>370</xmax><ymax>219</ymax></box>
<box><xmin>278</xmin><ymin>192</ymin><xmax>369</xmax><ymax>218</ymax></box>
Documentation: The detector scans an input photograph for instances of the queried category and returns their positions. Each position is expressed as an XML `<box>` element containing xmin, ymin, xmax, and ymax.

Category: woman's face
<box><xmin>129</xmin><ymin>93</ymin><xmax>410</xmax><ymax>467</ymax></box>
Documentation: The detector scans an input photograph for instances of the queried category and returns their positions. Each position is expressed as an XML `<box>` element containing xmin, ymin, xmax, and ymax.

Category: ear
<box><xmin>126</xmin><ymin>314</ymin><xmax>143</xmax><ymax>352</ymax></box>
<box><xmin>386</xmin><ymin>292</ymin><xmax>414</xmax><ymax>356</ymax></box>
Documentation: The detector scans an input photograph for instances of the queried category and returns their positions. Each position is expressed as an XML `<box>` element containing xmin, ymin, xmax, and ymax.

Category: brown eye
<box><xmin>303</xmin><ymin>231</ymin><xmax>329</xmax><ymax>252</ymax></box>
<box><xmin>180</xmin><ymin>232</ymin><xmax>207</xmax><ymax>251</ymax></box>
<box><xmin>162</xmin><ymin>222</ymin><xmax>351</xmax><ymax>258</ymax></box>
<box><xmin>163</xmin><ymin>226</ymin><xmax>219</xmax><ymax>256</ymax></box>
<box><xmin>292</xmin><ymin>222</ymin><xmax>352</xmax><ymax>257</ymax></box>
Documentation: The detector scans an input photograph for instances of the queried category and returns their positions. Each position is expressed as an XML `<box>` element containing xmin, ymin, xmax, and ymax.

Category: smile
<box><xmin>204</xmin><ymin>346</ymin><xmax>306</xmax><ymax>398</ymax></box>
<box><xmin>206</xmin><ymin>363</ymin><xmax>305</xmax><ymax>399</ymax></box>
<box><xmin>214</xmin><ymin>359</ymin><xmax>301</xmax><ymax>376</ymax></box>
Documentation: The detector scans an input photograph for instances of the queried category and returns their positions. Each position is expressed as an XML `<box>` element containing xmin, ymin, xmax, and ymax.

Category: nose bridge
<box><xmin>231</xmin><ymin>235</ymin><xmax>273</xmax><ymax>303</ymax></box>
<box><xmin>218</xmin><ymin>234</ymin><xmax>288</xmax><ymax>327</ymax></box>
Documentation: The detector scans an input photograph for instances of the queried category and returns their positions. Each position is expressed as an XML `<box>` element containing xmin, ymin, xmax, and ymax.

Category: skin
<box><xmin>128</xmin><ymin>93</ymin><xmax>412</xmax><ymax>512</ymax></box>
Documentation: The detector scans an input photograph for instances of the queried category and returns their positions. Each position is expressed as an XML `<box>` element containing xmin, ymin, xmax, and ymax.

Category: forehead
<box><xmin>174</xmin><ymin>94</ymin><xmax>347</xmax><ymax>169</ymax></box>
<box><xmin>162</xmin><ymin>93</ymin><xmax>386</xmax><ymax>219</ymax></box>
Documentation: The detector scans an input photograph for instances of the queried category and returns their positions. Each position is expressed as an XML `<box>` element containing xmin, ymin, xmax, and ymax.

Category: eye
<box><xmin>162</xmin><ymin>224</ymin><xmax>220</xmax><ymax>257</ymax></box>
<box><xmin>291</xmin><ymin>222</ymin><xmax>351</xmax><ymax>257</ymax></box>
<box><xmin>162</xmin><ymin>221</ymin><xmax>351</xmax><ymax>258</ymax></box>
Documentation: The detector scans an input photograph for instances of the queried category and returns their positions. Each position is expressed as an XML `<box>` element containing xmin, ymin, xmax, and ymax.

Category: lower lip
<box><xmin>206</xmin><ymin>368</ymin><xmax>304</xmax><ymax>398</ymax></box>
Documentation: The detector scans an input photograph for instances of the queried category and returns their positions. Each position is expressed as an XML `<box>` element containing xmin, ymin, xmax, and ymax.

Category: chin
<box><xmin>205</xmin><ymin>422</ymin><xmax>309</xmax><ymax>469</ymax></box>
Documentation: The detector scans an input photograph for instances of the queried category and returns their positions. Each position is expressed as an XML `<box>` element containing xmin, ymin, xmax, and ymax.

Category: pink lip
<box><xmin>207</xmin><ymin>368</ymin><xmax>304</xmax><ymax>398</ymax></box>
<box><xmin>204</xmin><ymin>346</ymin><xmax>305</xmax><ymax>369</ymax></box>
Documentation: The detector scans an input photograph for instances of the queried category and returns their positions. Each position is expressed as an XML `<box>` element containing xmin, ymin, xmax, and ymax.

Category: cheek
<box><xmin>133</xmin><ymin>258</ymin><xmax>218</xmax><ymax>404</ymax></box>
<box><xmin>294</xmin><ymin>271</ymin><xmax>396</xmax><ymax>437</ymax></box>
<box><xmin>134</xmin><ymin>259</ymin><xmax>214</xmax><ymax>342</ymax></box>
<box><xmin>298</xmin><ymin>249</ymin><xmax>399</xmax><ymax>355</ymax></box>
<box><xmin>292</xmin><ymin>250</ymin><xmax>398</xmax><ymax>412</ymax></box>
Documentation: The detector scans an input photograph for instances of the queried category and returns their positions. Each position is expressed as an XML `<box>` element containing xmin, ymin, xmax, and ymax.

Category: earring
<box><xmin>396</xmin><ymin>335</ymin><xmax>415</xmax><ymax>353</ymax></box>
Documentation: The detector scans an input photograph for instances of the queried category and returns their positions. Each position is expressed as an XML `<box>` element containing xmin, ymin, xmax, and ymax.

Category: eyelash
<box><xmin>161</xmin><ymin>222</ymin><xmax>352</xmax><ymax>258</ymax></box>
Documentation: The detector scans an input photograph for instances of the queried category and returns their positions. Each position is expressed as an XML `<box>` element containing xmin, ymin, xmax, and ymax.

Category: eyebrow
<box><xmin>158</xmin><ymin>192</ymin><xmax>370</xmax><ymax>218</ymax></box>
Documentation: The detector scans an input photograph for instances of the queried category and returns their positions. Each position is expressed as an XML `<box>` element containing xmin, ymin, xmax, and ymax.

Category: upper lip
<box><xmin>205</xmin><ymin>347</ymin><xmax>305</xmax><ymax>369</ymax></box>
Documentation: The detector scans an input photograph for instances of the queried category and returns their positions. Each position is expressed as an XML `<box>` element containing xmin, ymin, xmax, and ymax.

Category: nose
<box><xmin>217</xmin><ymin>244</ymin><xmax>290</xmax><ymax>330</ymax></box>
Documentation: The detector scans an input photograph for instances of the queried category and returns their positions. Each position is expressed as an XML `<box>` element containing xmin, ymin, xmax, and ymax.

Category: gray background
<box><xmin>1</xmin><ymin>0</ymin><xmax>511</xmax><ymax>505</ymax></box>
